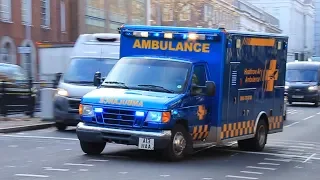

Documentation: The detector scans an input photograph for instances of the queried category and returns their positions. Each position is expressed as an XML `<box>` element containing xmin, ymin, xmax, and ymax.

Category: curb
<box><xmin>0</xmin><ymin>122</ymin><xmax>54</xmax><ymax>133</ymax></box>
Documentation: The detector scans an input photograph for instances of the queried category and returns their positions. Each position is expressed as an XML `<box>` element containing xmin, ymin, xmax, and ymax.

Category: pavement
<box><xmin>0</xmin><ymin>113</ymin><xmax>53</xmax><ymax>133</ymax></box>
<box><xmin>0</xmin><ymin>103</ymin><xmax>319</xmax><ymax>180</ymax></box>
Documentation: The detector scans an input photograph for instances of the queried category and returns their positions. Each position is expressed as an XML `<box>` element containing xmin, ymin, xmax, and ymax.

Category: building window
<box><xmin>204</xmin><ymin>4</ymin><xmax>212</xmax><ymax>22</ymax></box>
<box><xmin>21</xmin><ymin>0</ymin><xmax>32</xmax><ymax>25</ymax></box>
<box><xmin>0</xmin><ymin>0</ymin><xmax>12</xmax><ymax>22</ymax></box>
<box><xmin>132</xmin><ymin>0</ymin><xmax>145</xmax><ymax>25</ymax></box>
<box><xmin>85</xmin><ymin>0</ymin><xmax>106</xmax><ymax>33</ymax></box>
<box><xmin>41</xmin><ymin>0</ymin><xmax>50</xmax><ymax>27</ymax></box>
<box><xmin>60</xmin><ymin>0</ymin><xmax>66</xmax><ymax>32</ymax></box>
<box><xmin>162</xmin><ymin>4</ymin><xmax>173</xmax><ymax>21</ymax></box>
<box><xmin>179</xmin><ymin>4</ymin><xmax>191</xmax><ymax>21</ymax></box>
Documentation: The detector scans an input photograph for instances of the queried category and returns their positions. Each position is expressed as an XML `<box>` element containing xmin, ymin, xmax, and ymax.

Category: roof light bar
<box><xmin>122</xmin><ymin>30</ymin><xmax>221</xmax><ymax>41</ymax></box>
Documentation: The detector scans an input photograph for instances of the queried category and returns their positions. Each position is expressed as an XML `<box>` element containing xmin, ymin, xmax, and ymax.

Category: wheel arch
<box><xmin>254</xmin><ymin>111</ymin><xmax>269</xmax><ymax>135</ymax></box>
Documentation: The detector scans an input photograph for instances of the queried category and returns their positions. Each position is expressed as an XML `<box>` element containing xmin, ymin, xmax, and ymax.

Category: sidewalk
<box><xmin>0</xmin><ymin>115</ymin><xmax>54</xmax><ymax>133</ymax></box>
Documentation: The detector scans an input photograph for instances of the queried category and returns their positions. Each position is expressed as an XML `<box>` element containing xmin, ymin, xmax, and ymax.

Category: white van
<box><xmin>53</xmin><ymin>33</ymin><xmax>120</xmax><ymax>130</ymax></box>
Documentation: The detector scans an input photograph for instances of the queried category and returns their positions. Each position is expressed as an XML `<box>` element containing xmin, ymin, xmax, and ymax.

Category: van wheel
<box><xmin>55</xmin><ymin>122</ymin><xmax>67</xmax><ymax>131</ymax></box>
<box><xmin>238</xmin><ymin>118</ymin><xmax>268</xmax><ymax>151</ymax></box>
<box><xmin>162</xmin><ymin>124</ymin><xmax>191</xmax><ymax>161</ymax></box>
<box><xmin>80</xmin><ymin>141</ymin><xmax>106</xmax><ymax>155</ymax></box>
<box><xmin>314</xmin><ymin>101</ymin><xmax>319</xmax><ymax>107</ymax></box>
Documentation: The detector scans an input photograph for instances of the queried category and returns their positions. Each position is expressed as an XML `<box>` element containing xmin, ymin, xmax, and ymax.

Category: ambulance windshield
<box><xmin>63</xmin><ymin>58</ymin><xmax>118</xmax><ymax>84</ymax></box>
<box><xmin>102</xmin><ymin>57</ymin><xmax>191</xmax><ymax>93</ymax></box>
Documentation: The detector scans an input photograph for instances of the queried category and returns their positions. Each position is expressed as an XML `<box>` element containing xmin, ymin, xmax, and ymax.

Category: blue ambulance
<box><xmin>76</xmin><ymin>25</ymin><xmax>288</xmax><ymax>161</ymax></box>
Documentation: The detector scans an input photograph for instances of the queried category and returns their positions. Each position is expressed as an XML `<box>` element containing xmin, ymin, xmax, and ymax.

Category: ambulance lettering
<box><xmin>132</xmin><ymin>39</ymin><xmax>210</xmax><ymax>53</ymax></box>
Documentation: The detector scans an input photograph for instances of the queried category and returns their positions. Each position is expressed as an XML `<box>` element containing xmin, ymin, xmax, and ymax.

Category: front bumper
<box><xmin>76</xmin><ymin>122</ymin><xmax>172</xmax><ymax>150</ymax></box>
<box><xmin>54</xmin><ymin>96</ymin><xmax>81</xmax><ymax>125</ymax></box>
<box><xmin>287</xmin><ymin>93</ymin><xmax>319</xmax><ymax>103</ymax></box>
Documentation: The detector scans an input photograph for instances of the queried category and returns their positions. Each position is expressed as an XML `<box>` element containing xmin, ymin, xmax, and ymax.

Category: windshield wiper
<box><xmin>102</xmin><ymin>81</ymin><xmax>129</xmax><ymax>89</ymax></box>
<box><xmin>137</xmin><ymin>84</ymin><xmax>174</xmax><ymax>93</ymax></box>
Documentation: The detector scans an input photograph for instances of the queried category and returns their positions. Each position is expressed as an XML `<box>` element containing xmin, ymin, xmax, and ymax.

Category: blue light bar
<box><xmin>122</xmin><ymin>30</ymin><xmax>220</xmax><ymax>41</ymax></box>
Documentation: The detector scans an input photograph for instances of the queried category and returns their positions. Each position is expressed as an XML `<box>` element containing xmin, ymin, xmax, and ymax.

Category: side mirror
<box><xmin>93</xmin><ymin>71</ymin><xmax>102</xmax><ymax>86</ymax></box>
<box><xmin>205</xmin><ymin>81</ymin><xmax>216</xmax><ymax>96</ymax></box>
<box><xmin>54</xmin><ymin>73</ymin><xmax>63</xmax><ymax>88</ymax></box>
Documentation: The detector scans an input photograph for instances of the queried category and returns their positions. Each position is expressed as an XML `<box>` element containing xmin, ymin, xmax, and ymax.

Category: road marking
<box><xmin>87</xmin><ymin>159</ymin><xmax>109</xmax><ymax>162</ymax></box>
<box><xmin>5</xmin><ymin>165</ymin><xmax>16</xmax><ymax>168</ymax></box>
<box><xmin>118</xmin><ymin>172</ymin><xmax>128</xmax><ymax>174</ymax></box>
<box><xmin>15</xmin><ymin>174</ymin><xmax>49</xmax><ymax>178</ymax></box>
<box><xmin>160</xmin><ymin>175</ymin><xmax>170</xmax><ymax>177</ymax></box>
<box><xmin>302</xmin><ymin>115</ymin><xmax>314</xmax><ymax>120</ymax></box>
<box><xmin>64</xmin><ymin>163</ymin><xmax>94</xmax><ymax>167</ymax></box>
<box><xmin>288</xmin><ymin>148</ymin><xmax>305</xmax><ymax>152</ymax></box>
<box><xmin>226</xmin><ymin>175</ymin><xmax>258</xmax><ymax>179</ymax></box>
<box><xmin>284</xmin><ymin>122</ymin><xmax>299</xmax><ymax>128</ymax></box>
<box><xmin>246</xmin><ymin>166</ymin><xmax>276</xmax><ymax>170</ymax></box>
<box><xmin>202</xmin><ymin>178</ymin><xmax>213</xmax><ymax>180</ymax></box>
<box><xmin>269</xmin><ymin>139</ymin><xmax>320</xmax><ymax>146</ymax></box>
<box><xmin>317</xmin><ymin>112</ymin><xmax>320</xmax><ymax>114</ymax></box>
<box><xmin>264</xmin><ymin>158</ymin><xmax>291</xmax><ymax>162</ymax></box>
<box><xmin>258</xmin><ymin>162</ymin><xmax>280</xmax><ymax>166</ymax></box>
<box><xmin>303</xmin><ymin>153</ymin><xmax>317</xmax><ymax>163</ymax></box>
<box><xmin>288</xmin><ymin>145</ymin><xmax>314</xmax><ymax>149</ymax></box>
<box><xmin>79</xmin><ymin>169</ymin><xmax>88</xmax><ymax>172</ymax></box>
<box><xmin>44</xmin><ymin>168</ymin><xmax>69</xmax><ymax>172</ymax></box>
<box><xmin>240</xmin><ymin>171</ymin><xmax>263</xmax><ymax>175</ymax></box>
<box><xmin>1</xmin><ymin>134</ymin><xmax>78</xmax><ymax>141</ymax></box>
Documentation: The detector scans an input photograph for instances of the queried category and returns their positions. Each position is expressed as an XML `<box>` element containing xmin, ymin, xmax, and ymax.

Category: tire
<box><xmin>162</xmin><ymin>124</ymin><xmax>192</xmax><ymax>162</ymax></box>
<box><xmin>55</xmin><ymin>122</ymin><xmax>67</xmax><ymax>131</ymax></box>
<box><xmin>314</xmin><ymin>101</ymin><xmax>319</xmax><ymax>107</ymax></box>
<box><xmin>283</xmin><ymin>114</ymin><xmax>286</xmax><ymax>121</ymax></box>
<box><xmin>288</xmin><ymin>101</ymin><xmax>292</xmax><ymax>105</ymax></box>
<box><xmin>238</xmin><ymin>118</ymin><xmax>268</xmax><ymax>152</ymax></box>
<box><xmin>80</xmin><ymin>141</ymin><xmax>106</xmax><ymax>155</ymax></box>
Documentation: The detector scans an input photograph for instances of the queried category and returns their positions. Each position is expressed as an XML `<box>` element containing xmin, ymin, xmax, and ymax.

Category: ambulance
<box><xmin>76</xmin><ymin>25</ymin><xmax>288</xmax><ymax>161</ymax></box>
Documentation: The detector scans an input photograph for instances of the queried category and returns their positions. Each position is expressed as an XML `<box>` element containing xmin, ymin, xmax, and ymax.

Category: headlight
<box><xmin>56</xmin><ymin>88</ymin><xmax>68</xmax><ymax>96</ymax></box>
<box><xmin>145</xmin><ymin>111</ymin><xmax>171</xmax><ymax>123</ymax></box>
<box><xmin>308</xmin><ymin>86</ymin><xmax>317</xmax><ymax>91</ymax></box>
<box><xmin>79</xmin><ymin>104</ymin><xmax>94</xmax><ymax>116</ymax></box>
<box><xmin>285</xmin><ymin>85</ymin><xmax>289</xmax><ymax>89</ymax></box>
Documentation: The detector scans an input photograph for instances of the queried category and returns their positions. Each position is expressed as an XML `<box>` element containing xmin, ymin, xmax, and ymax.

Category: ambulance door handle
<box><xmin>234</xmin><ymin>97</ymin><xmax>237</xmax><ymax>104</ymax></box>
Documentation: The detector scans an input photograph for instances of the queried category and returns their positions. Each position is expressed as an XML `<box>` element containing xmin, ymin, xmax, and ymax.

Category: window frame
<box><xmin>0</xmin><ymin>0</ymin><xmax>12</xmax><ymax>22</ymax></box>
<box><xmin>192</xmin><ymin>64</ymin><xmax>208</xmax><ymax>87</ymax></box>
<box><xmin>41</xmin><ymin>0</ymin><xmax>50</xmax><ymax>28</ymax></box>
<box><xmin>21</xmin><ymin>0</ymin><xmax>32</xmax><ymax>25</ymax></box>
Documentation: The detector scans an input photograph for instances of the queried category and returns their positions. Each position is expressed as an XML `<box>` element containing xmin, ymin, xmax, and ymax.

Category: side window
<box><xmin>192</xmin><ymin>65</ymin><xmax>207</xmax><ymax>86</ymax></box>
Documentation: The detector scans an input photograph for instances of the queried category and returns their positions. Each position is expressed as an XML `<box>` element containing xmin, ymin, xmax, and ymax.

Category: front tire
<box><xmin>80</xmin><ymin>141</ymin><xmax>106</xmax><ymax>155</ymax></box>
<box><xmin>162</xmin><ymin>124</ymin><xmax>192</xmax><ymax>161</ymax></box>
<box><xmin>238</xmin><ymin>118</ymin><xmax>268</xmax><ymax>151</ymax></box>
<box><xmin>55</xmin><ymin>122</ymin><xmax>67</xmax><ymax>131</ymax></box>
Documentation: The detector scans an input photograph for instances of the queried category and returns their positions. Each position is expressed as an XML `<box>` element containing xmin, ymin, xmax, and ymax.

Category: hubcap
<box><xmin>172</xmin><ymin>132</ymin><xmax>186</xmax><ymax>156</ymax></box>
<box><xmin>257</xmin><ymin>125</ymin><xmax>266</xmax><ymax>146</ymax></box>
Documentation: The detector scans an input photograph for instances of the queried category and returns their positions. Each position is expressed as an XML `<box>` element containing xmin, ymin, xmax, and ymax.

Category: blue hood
<box><xmin>81</xmin><ymin>87</ymin><xmax>183</xmax><ymax>110</ymax></box>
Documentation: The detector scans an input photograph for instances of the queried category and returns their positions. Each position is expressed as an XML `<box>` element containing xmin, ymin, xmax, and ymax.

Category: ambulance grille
<box><xmin>100</xmin><ymin>108</ymin><xmax>136</xmax><ymax>127</ymax></box>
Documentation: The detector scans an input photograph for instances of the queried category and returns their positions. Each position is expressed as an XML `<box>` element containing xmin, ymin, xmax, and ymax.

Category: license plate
<box><xmin>138</xmin><ymin>137</ymin><xmax>154</xmax><ymax>150</ymax></box>
<box><xmin>292</xmin><ymin>95</ymin><xmax>304</xmax><ymax>98</ymax></box>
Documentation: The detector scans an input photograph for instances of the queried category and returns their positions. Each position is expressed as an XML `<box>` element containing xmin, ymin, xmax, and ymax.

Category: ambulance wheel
<box><xmin>238</xmin><ymin>119</ymin><xmax>267</xmax><ymax>152</ymax></box>
<box><xmin>80</xmin><ymin>141</ymin><xmax>106</xmax><ymax>155</ymax></box>
<box><xmin>162</xmin><ymin>124</ymin><xmax>192</xmax><ymax>161</ymax></box>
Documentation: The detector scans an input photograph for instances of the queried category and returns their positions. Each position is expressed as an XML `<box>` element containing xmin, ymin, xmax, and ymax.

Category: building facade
<box><xmin>77</xmin><ymin>0</ymin><xmax>149</xmax><ymax>34</ymax></box>
<box><xmin>0</xmin><ymin>0</ymin><xmax>73</xmax><ymax>79</ymax></box>
<box><xmin>246</xmin><ymin>0</ymin><xmax>315</xmax><ymax>62</ymax></box>
<box><xmin>315</xmin><ymin>0</ymin><xmax>320</xmax><ymax>56</ymax></box>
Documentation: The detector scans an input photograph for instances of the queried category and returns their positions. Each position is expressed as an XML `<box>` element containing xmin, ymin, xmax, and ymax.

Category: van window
<box><xmin>63</xmin><ymin>58</ymin><xmax>118</xmax><ymax>83</ymax></box>
<box><xmin>286</xmin><ymin>69</ymin><xmax>318</xmax><ymax>82</ymax></box>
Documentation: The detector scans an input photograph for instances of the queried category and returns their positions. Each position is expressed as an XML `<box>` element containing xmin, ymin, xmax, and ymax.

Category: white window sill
<box><xmin>22</xmin><ymin>22</ymin><xmax>33</xmax><ymax>26</ymax></box>
<box><xmin>61</xmin><ymin>31</ymin><xmax>67</xmax><ymax>34</ymax></box>
<box><xmin>41</xmin><ymin>25</ymin><xmax>51</xmax><ymax>29</ymax></box>
<box><xmin>0</xmin><ymin>19</ymin><xmax>13</xmax><ymax>23</ymax></box>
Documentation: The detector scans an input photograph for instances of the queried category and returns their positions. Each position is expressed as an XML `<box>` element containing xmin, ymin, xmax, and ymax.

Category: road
<box><xmin>0</xmin><ymin>104</ymin><xmax>320</xmax><ymax>180</ymax></box>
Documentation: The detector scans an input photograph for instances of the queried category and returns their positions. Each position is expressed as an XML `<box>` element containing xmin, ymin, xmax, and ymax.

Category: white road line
<box><xmin>246</xmin><ymin>166</ymin><xmax>276</xmax><ymax>170</ymax></box>
<box><xmin>226</xmin><ymin>175</ymin><xmax>258</xmax><ymax>179</ymax></box>
<box><xmin>258</xmin><ymin>162</ymin><xmax>280</xmax><ymax>166</ymax></box>
<box><xmin>160</xmin><ymin>175</ymin><xmax>170</xmax><ymax>177</ymax></box>
<box><xmin>303</xmin><ymin>153</ymin><xmax>317</xmax><ymax>163</ymax></box>
<box><xmin>87</xmin><ymin>159</ymin><xmax>109</xmax><ymax>162</ymax></box>
<box><xmin>118</xmin><ymin>172</ymin><xmax>128</xmax><ymax>174</ymax></box>
<box><xmin>64</xmin><ymin>163</ymin><xmax>94</xmax><ymax>167</ymax></box>
<box><xmin>79</xmin><ymin>169</ymin><xmax>88</xmax><ymax>171</ymax></box>
<box><xmin>44</xmin><ymin>168</ymin><xmax>69</xmax><ymax>172</ymax></box>
<box><xmin>1</xmin><ymin>134</ymin><xmax>78</xmax><ymax>141</ymax></box>
<box><xmin>202</xmin><ymin>178</ymin><xmax>213</xmax><ymax>180</ymax></box>
<box><xmin>8</xmin><ymin>145</ymin><xmax>18</xmax><ymax>147</ymax></box>
<box><xmin>15</xmin><ymin>174</ymin><xmax>49</xmax><ymax>178</ymax></box>
<box><xmin>264</xmin><ymin>158</ymin><xmax>291</xmax><ymax>162</ymax></box>
<box><xmin>317</xmin><ymin>112</ymin><xmax>320</xmax><ymax>114</ymax></box>
<box><xmin>302</xmin><ymin>115</ymin><xmax>315</xmax><ymax>120</ymax></box>
<box><xmin>288</xmin><ymin>148</ymin><xmax>305</xmax><ymax>152</ymax></box>
<box><xmin>288</xmin><ymin>145</ymin><xmax>314</xmax><ymax>149</ymax></box>
<box><xmin>269</xmin><ymin>139</ymin><xmax>320</xmax><ymax>145</ymax></box>
<box><xmin>284</xmin><ymin>122</ymin><xmax>299</xmax><ymax>128</ymax></box>
<box><xmin>297</xmin><ymin>143</ymin><xmax>316</xmax><ymax>147</ymax></box>
<box><xmin>240</xmin><ymin>171</ymin><xmax>263</xmax><ymax>175</ymax></box>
